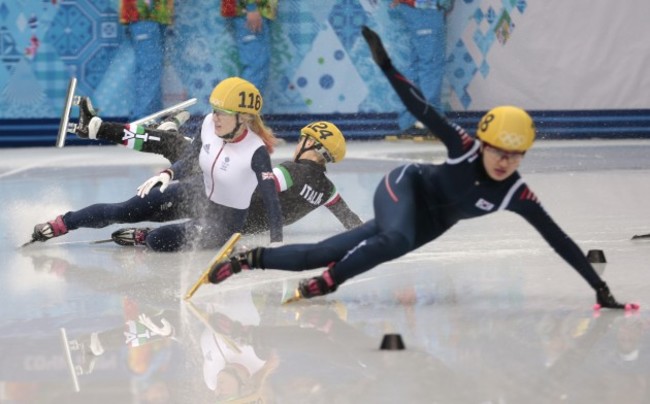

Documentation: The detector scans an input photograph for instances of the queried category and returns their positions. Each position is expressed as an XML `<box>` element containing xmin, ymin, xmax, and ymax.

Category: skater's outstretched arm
<box><xmin>509</xmin><ymin>186</ymin><xmax>639</xmax><ymax>310</ymax></box>
<box><xmin>98</xmin><ymin>122</ymin><xmax>191</xmax><ymax>163</ymax></box>
<box><xmin>361</xmin><ymin>26</ymin><xmax>471</xmax><ymax>157</ymax></box>
<box><xmin>74</xmin><ymin>97</ymin><xmax>192</xmax><ymax>163</ymax></box>
<box><xmin>326</xmin><ymin>196</ymin><xmax>364</xmax><ymax>230</ymax></box>
<box><xmin>251</xmin><ymin>148</ymin><xmax>283</xmax><ymax>243</ymax></box>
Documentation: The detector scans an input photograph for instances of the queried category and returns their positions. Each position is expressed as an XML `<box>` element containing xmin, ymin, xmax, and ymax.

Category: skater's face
<box><xmin>293</xmin><ymin>135</ymin><xmax>327</xmax><ymax>164</ymax></box>
<box><xmin>481</xmin><ymin>143</ymin><xmax>524</xmax><ymax>181</ymax></box>
<box><xmin>293</xmin><ymin>136</ymin><xmax>312</xmax><ymax>159</ymax></box>
<box><xmin>212</xmin><ymin>108</ymin><xmax>239</xmax><ymax>137</ymax></box>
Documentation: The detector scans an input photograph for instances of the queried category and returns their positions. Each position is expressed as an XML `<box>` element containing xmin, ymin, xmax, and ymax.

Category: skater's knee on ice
<box><xmin>143</xmin><ymin>231</ymin><xmax>176</xmax><ymax>252</ymax></box>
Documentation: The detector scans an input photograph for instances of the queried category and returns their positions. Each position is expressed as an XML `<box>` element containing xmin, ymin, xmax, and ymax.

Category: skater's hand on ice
<box><xmin>594</xmin><ymin>283</ymin><xmax>640</xmax><ymax>311</ymax></box>
<box><xmin>137</xmin><ymin>170</ymin><xmax>172</xmax><ymax>198</ymax></box>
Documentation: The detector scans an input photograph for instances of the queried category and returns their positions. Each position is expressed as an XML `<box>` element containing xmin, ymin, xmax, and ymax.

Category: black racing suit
<box><xmin>244</xmin><ymin>159</ymin><xmax>362</xmax><ymax>234</ymax></box>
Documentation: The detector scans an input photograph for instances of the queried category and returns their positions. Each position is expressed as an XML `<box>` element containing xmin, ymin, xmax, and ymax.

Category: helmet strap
<box><xmin>220</xmin><ymin>114</ymin><xmax>243</xmax><ymax>141</ymax></box>
<box><xmin>294</xmin><ymin>136</ymin><xmax>328</xmax><ymax>163</ymax></box>
<box><xmin>295</xmin><ymin>136</ymin><xmax>314</xmax><ymax>162</ymax></box>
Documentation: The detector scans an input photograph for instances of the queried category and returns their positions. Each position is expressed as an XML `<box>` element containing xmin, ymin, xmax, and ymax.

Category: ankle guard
<box><xmin>243</xmin><ymin>247</ymin><xmax>264</xmax><ymax>269</ymax></box>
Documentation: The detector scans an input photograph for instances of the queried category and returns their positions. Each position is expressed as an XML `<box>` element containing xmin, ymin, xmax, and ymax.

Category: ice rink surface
<box><xmin>1</xmin><ymin>138</ymin><xmax>649</xmax><ymax>403</ymax></box>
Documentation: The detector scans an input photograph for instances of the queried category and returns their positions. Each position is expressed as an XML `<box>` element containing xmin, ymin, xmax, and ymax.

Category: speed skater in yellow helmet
<box><xmin>296</xmin><ymin>121</ymin><xmax>346</xmax><ymax>163</ymax></box>
<box><xmin>209</xmin><ymin>77</ymin><xmax>263</xmax><ymax>115</ymax></box>
<box><xmin>476</xmin><ymin>106</ymin><xmax>536</xmax><ymax>152</ymax></box>
<box><xmin>209</xmin><ymin>77</ymin><xmax>264</xmax><ymax>140</ymax></box>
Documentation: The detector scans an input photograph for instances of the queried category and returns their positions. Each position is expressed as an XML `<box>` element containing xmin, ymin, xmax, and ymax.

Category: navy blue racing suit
<box><xmin>258</xmin><ymin>65</ymin><xmax>604</xmax><ymax>291</ymax></box>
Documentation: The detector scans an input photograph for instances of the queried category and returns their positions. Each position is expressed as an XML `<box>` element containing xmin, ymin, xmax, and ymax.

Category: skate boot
<box><xmin>111</xmin><ymin>227</ymin><xmax>151</xmax><ymax>246</ymax></box>
<box><xmin>297</xmin><ymin>267</ymin><xmax>338</xmax><ymax>299</ymax></box>
<box><xmin>156</xmin><ymin>110</ymin><xmax>190</xmax><ymax>132</ymax></box>
<box><xmin>32</xmin><ymin>215</ymin><xmax>68</xmax><ymax>242</ymax></box>
<box><xmin>361</xmin><ymin>26</ymin><xmax>392</xmax><ymax>69</ymax></box>
<box><xmin>76</xmin><ymin>97</ymin><xmax>101</xmax><ymax>139</ymax></box>
<box><xmin>206</xmin><ymin>247</ymin><xmax>263</xmax><ymax>284</ymax></box>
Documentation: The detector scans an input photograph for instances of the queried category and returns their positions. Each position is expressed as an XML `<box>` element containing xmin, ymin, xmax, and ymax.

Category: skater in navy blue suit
<box><xmin>205</xmin><ymin>27</ymin><xmax>636</xmax><ymax>310</ymax></box>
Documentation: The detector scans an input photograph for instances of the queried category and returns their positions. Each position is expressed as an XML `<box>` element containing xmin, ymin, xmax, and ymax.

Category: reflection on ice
<box><xmin>1</xmin><ymin>141</ymin><xmax>650</xmax><ymax>403</ymax></box>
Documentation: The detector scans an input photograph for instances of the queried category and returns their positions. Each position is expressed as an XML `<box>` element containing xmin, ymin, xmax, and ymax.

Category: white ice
<box><xmin>1</xmin><ymin>139</ymin><xmax>649</xmax><ymax>403</ymax></box>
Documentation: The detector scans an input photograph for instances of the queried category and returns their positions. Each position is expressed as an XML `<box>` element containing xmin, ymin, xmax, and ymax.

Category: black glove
<box><xmin>361</xmin><ymin>26</ymin><xmax>392</xmax><ymax>69</ymax></box>
<box><xmin>595</xmin><ymin>283</ymin><xmax>639</xmax><ymax>310</ymax></box>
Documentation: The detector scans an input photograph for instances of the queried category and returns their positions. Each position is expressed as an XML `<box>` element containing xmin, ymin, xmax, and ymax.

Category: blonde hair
<box><xmin>244</xmin><ymin>114</ymin><xmax>277</xmax><ymax>154</ymax></box>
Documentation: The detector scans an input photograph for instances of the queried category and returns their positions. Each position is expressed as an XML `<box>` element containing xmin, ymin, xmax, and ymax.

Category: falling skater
<box><xmin>203</xmin><ymin>27</ymin><xmax>638</xmax><ymax>311</ymax></box>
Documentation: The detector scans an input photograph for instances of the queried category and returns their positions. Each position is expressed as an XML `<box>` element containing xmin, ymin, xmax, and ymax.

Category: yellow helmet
<box><xmin>476</xmin><ymin>106</ymin><xmax>536</xmax><ymax>152</ymax></box>
<box><xmin>300</xmin><ymin>121</ymin><xmax>346</xmax><ymax>163</ymax></box>
<box><xmin>209</xmin><ymin>77</ymin><xmax>262</xmax><ymax>115</ymax></box>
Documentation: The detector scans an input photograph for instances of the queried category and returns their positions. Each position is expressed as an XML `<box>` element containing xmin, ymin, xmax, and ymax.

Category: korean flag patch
<box><xmin>475</xmin><ymin>198</ymin><xmax>494</xmax><ymax>211</ymax></box>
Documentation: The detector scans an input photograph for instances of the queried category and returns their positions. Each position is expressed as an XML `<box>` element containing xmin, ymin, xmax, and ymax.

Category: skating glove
<box><xmin>137</xmin><ymin>169</ymin><xmax>173</xmax><ymax>198</ymax></box>
<box><xmin>361</xmin><ymin>26</ymin><xmax>392</xmax><ymax>69</ymax></box>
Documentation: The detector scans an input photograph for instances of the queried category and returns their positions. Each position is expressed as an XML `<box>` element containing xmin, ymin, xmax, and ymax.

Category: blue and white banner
<box><xmin>0</xmin><ymin>0</ymin><xmax>648</xmax><ymax>121</ymax></box>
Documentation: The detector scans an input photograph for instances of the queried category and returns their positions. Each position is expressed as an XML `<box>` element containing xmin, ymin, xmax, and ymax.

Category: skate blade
<box><xmin>282</xmin><ymin>289</ymin><xmax>304</xmax><ymax>304</ymax></box>
<box><xmin>52</xmin><ymin>239</ymin><xmax>114</xmax><ymax>246</ymax></box>
<box><xmin>19</xmin><ymin>238</ymin><xmax>37</xmax><ymax>248</ymax></box>
<box><xmin>184</xmin><ymin>232</ymin><xmax>241</xmax><ymax>300</ymax></box>
<box><xmin>130</xmin><ymin>98</ymin><xmax>198</xmax><ymax>127</ymax></box>
<box><xmin>90</xmin><ymin>238</ymin><xmax>113</xmax><ymax>244</ymax></box>
<box><xmin>56</xmin><ymin>77</ymin><xmax>78</xmax><ymax>148</ymax></box>
<box><xmin>60</xmin><ymin>328</ymin><xmax>81</xmax><ymax>392</ymax></box>
<box><xmin>19</xmin><ymin>238</ymin><xmax>112</xmax><ymax>249</ymax></box>
<box><xmin>593</xmin><ymin>303</ymin><xmax>641</xmax><ymax>312</ymax></box>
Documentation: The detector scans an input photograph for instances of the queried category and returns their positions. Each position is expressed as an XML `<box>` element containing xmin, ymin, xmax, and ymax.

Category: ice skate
<box><xmin>111</xmin><ymin>227</ymin><xmax>151</xmax><ymax>246</ymax></box>
<box><xmin>205</xmin><ymin>247</ymin><xmax>261</xmax><ymax>285</ymax></box>
<box><xmin>74</xmin><ymin>97</ymin><xmax>101</xmax><ymax>139</ymax></box>
<box><xmin>129</xmin><ymin>98</ymin><xmax>197</xmax><ymax>126</ymax></box>
<box><xmin>593</xmin><ymin>283</ymin><xmax>640</xmax><ymax>311</ymax></box>
<box><xmin>28</xmin><ymin>215</ymin><xmax>68</xmax><ymax>245</ymax></box>
<box><xmin>156</xmin><ymin>110</ymin><xmax>190</xmax><ymax>132</ymax></box>
<box><xmin>283</xmin><ymin>268</ymin><xmax>338</xmax><ymax>304</ymax></box>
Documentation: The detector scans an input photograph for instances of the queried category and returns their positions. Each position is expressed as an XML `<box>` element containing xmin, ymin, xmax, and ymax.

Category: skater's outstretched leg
<box><xmin>206</xmin><ymin>221</ymin><xmax>377</xmax><ymax>285</ymax></box>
